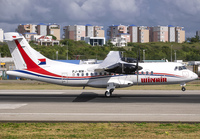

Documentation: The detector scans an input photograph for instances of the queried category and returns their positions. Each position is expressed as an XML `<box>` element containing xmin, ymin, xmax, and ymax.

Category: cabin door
<box><xmin>62</xmin><ymin>73</ymin><xmax>68</xmax><ymax>84</ymax></box>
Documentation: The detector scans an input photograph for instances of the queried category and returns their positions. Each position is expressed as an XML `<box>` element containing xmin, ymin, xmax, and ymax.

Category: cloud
<box><xmin>0</xmin><ymin>0</ymin><xmax>199</xmax><ymax>37</ymax></box>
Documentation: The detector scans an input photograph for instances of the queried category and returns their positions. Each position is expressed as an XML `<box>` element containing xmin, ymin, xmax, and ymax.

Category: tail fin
<box><xmin>4</xmin><ymin>32</ymin><xmax>48</xmax><ymax>70</ymax></box>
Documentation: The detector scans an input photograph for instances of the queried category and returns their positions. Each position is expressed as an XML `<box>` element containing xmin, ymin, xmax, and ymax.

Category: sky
<box><xmin>0</xmin><ymin>0</ymin><xmax>200</xmax><ymax>38</ymax></box>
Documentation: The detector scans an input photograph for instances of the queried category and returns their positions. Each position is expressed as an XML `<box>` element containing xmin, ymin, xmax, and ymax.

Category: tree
<box><xmin>48</xmin><ymin>35</ymin><xmax>57</xmax><ymax>40</ymax></box>
<box><xmin>188</xmin><ymin>35</ymin><xmax>200</xmax><ymax>43</ymax></box>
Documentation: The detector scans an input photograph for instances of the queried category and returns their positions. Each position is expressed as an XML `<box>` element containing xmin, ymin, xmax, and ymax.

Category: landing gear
<box><xmin>180</xmin><ymin>82</ymin><xmax>186</xmax><ymax>92</ymax></box>
<box><xmin>105</xmin><ymin>91</ymin><xmax>111</xmax><ymax>97</ymax></box>
<box><xmin>105</xmin><ymin>83</ymin><xmax>115</xmax><ymax>97</ymax></box>
<box><xmin>105</xmin><ymin>89</ymin><xmax>114</xmax><ymax>97</ymax></box>
<box><xmin>181</xmin><ymin>86</ymin><xmax>186</xmax><ymax>91</ymax></box>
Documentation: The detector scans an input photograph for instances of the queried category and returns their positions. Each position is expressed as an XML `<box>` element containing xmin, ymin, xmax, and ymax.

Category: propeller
<box><xmin>136</xmin><ymin>49</ymin><xmax>140</xmax><ymax>85</ymax></box>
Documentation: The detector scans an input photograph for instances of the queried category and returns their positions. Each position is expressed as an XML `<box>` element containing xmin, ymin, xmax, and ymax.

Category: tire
<box><xmin>105</xmin><ymin>91</ymin><xmax>111</xmax><ymax>97</ymax></box>
<box><xmin>181</xmin><ymin>87</ymin><xmax>186</xmax><ymax>91</ymax></box>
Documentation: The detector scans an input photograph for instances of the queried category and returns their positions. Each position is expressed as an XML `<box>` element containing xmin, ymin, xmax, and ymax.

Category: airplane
<box><xmin>4</xmin><ymin>32</ymin><xmax>198</xmax><ymax>97</ymax></box>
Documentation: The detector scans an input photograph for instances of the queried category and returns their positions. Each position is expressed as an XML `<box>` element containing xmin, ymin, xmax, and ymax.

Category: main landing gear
<box><xmin>180</xmin><ymin>82</ymin><xmax>186</xmax><ymax>91</ymax></box>
<box><xmin>105</xmin><ymin>83</ymin><xmax>115</xmax><ymax>97</ymax></box>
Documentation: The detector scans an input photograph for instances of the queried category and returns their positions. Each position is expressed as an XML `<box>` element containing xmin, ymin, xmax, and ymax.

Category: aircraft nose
<box><xmin>192</xmin><ymin>72</ymin><xmax>198</xmax><ymax>80</ymax></box>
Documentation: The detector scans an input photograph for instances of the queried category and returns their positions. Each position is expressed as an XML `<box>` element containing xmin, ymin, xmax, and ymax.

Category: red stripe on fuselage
<box><xmin>14</xmin><ymin>40</ymin><xmax>62</xmax><ymax>78</ymax></box>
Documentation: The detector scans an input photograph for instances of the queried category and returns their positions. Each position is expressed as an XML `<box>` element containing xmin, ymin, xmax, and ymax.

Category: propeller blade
<box><xmin>137</xmin><ymin>49</ymin><xmax>139</xmax><ymax>85</ymax></box>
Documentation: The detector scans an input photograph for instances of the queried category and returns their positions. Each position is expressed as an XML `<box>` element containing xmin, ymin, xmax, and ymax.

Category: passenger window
<box><xmin>86</xmin><ymin>73</ymin><xmax>88</xmax><ymax>76</ymax></box>
<box><xmin>104</xmin><ymin>72</ymin><xmax>107</xmax><ymax>75</ymax></box>
<box><xmin>77</xmin><ymin>73</ymin><xmax>79</xmax><ymax>76</ymax></box>
<box><xmin>141</xmin><ymin>71</ymin><xmax>144</xmax><ymax>75</ymax></box>
<box><xmin>95</xmin><ymin>72</ymin><xmax>98</xmax><ymax>76</ymax></box>
<box><xmin>91</xmin><ymin>73</ymin><xmax>93</xmax><ymax>76</ymax></box>
<box><xmin>146</xmin><ymin>71</ymin><xmax>148</xmax><ymax>75</ymax></box>
<box><xmin>82</xmin><ymin>73</ymin><xmax>84</xmax><ymax>76</ymax></box>
<box><xmin>100</xmin><ymin>72</ymin><xmax>102</xmax><ymax>76</ymax></box>
<box><xmin>151</xmin><ymin>71</ymin><xmax>153</xmax><ymax>75</ymax></box>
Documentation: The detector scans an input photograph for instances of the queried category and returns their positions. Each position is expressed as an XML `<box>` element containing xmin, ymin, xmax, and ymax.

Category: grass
<box><xmin>0</xmin><ymin>80</ymin><xmax>200</xmax><ymax>90</ymax></box>
<box><xmin>0</xmin><ymin>122</ymin><xmax>200</xmax><ymax>138</ymax></box>
<box><xmin>0</xmin><ymin>80</ymin><xmax>200</xmax><ymax>138</ymax></box>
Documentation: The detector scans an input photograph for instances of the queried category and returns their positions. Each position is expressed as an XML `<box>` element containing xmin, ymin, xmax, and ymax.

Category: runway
<box><xmin>0</xmin><ymin>90</ymin><xmax>200</xmax><ymax>122</ymax></box>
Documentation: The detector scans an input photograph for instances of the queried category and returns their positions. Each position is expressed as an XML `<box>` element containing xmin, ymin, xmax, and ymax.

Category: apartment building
<box><xmin>127</xmin><ymin>24</ymin><xmax>138</xmax><ymax>43</ymax></box>
<box><xmin>85</xmin><ymin>24</ymin><xmax>94</xmax><ymax>37</ymax></box>
<box><xmin>107</xmin><ymin>24</ymin><xmax>127</xmax><ymax>40</ymax></box>
<box><xmin>94</xmin><ymin>26</ymin><xmax>104</xmax><ymax>37</ymax></box>
<box><xmin>17</xmin><ymin>23</ymin><xmax>61</xmax><ymax>42</ymax></box>
<box><xmin>138</xmin><ymin>26</ymin><xmax>149</xmax><ymax>43</ymax></box>
<box><xmin>168</xmin><ymin>25</ymin><xmax>175</xmax><ymax>42</ymax></box>
<box><xmin>47</xmin><ymin>23</ymin><xmax>61</xmax><ymax>40</ymax></box>
<box><xmin>36</xmin><ymin>23</ymin><xmax>47</xmax><ymax>36</ymax></box>
<box><xmin>0</xmin><ymin>28</ymin><xmax>3</xmax><ymax>42</ymax></box>
<box><xmin>175</xmin><ymin>27</ymin><xmax>185</xmax><ymax>43</ymax></box>
<box><xmin>149</xmin><ymin>26</ymin><xmax>168</xmax><ymax>42</ymax></box>
<box><xmin>108</xmin><ymin>24</ymin><xmax>185</xmax><ymax>44</ymax></box>
<box><xmin>63</xmin><ymin>25</ymin><xmax>86</xmax><ymax>41</ymax></box>
<box><xmin>63</xmin><ymin>24</ymin><xmax>105</xmax><ymax>46</ymax></box>
<box><xmin>17</xmin><ymin>24</ymin><xmax>37</xmax><ymax>34</ymax></box>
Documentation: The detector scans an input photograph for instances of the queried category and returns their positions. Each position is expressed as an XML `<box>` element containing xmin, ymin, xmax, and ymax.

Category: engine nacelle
<box><xmin>105</xmin><ymin>63</ymin><xmax>142</xmax><ymax>74</ymax></box>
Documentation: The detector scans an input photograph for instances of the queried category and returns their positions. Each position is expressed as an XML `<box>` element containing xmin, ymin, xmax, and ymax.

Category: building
<box><xmin>168</xmin><ymin>25</ymin><xmax>175</xmax><ymax>42</ymax></box>
<box><xmin>16</xmin><ymin>23</ymin><xmax>61</xmax><ymax>42</ymax></box>
<box><xmin>63</xmin><ymin>25</ymin><xmax>86</xmax><ymax>41</ymax></box>
<box><xmin>63</xmin><ymin>24</ymin><xmax>105</xmax><ymax>46</ymax></box>
<box><xmin>107</xmin><ymin>24</ymin><xmax>127</xmax><ymax>40</ymax></box>
<box><xmin>111</xmin><ymin>37</ymin><xmax>127</xmax><ymax>47</ymax></box>
<box><xmin>94</xmin><ymin>26</ymin><xmax>104</xmax><ymax>37</ymax></box>
<box><xmin>85</xmin><ymin>24</ymin><xmax>94</xmax><ymax>37</ymax></box>
<box><xmin>175</xmin><ymin>27</ymin><xmax>185</xmax><ymax>43</ymax></box>
<box><xmin>31</xmin><ymin>35</ymin><xmax>59</xmax><ymax>46</ymax></box>
<box><xmin>138</xmin><ymin>26</ymin><xmax>149</xmax><ymax>43</ymax></box>
<box><xmin>84</xmin><ymin>37</ymin><xmax>105</xmax><ymax>46</ymax></box>
<box><xmin>0</xmin><ymin>28</ymin><xmax>3</xmax><ymax>42</ymax></box>
<box><xmin>47</xmin><ymin>23</ymin><xmax>61</xmax><ymax>40</ymax></box>
<box><xmin>36</xmin><ymin>23</ymin><xmax>47</xmax><ymax>36</ymax></box>
<box><xmin>196</xmin><ymin>30</ymin><xmax>200</xmax><ymax>37</ymax></box>
<box><xmin>17</xmin><ymin>24</ymin><xmax>37</xmax><ymax>34</ymax></box>
<box><xmin>149</xmin><ymin>26</ymin><xmax>168</xmax><ymax>42</ymax></box>
<box><xmin>127</xmin><ymin>24</ymin><xmax>138</xmax><ymax>43</ymax></box>
<box><xmin>23</xmin><ymin>32</ymin><xmax>37</xmax><ymax>42</ymax></box>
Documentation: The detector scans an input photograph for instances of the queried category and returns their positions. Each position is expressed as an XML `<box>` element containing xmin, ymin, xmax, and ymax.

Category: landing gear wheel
<box><xmin>110</xmin><ymin>89</ymin><xmax>114</xmax><ymax>95</ymax></box>
<box><xmin>181</xmin><ymin>87</ymin><xmax>186</xmax><ymax>91</ymax></box>
<box><xmin>105</xmin><ymin>91</ymin><xmax>111</xmax><ymax>97</ymax></box>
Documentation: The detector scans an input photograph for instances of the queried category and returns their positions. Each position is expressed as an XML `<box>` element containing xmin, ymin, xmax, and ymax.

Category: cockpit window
<box><xmin>182</xmin><ymin>66</ymin><xmax>187</xmax><ymax>69</ymax></box>
<box><xmin>174</xmin><ymin>66</ymin><xmax>187</xmax><ymax>71</ymax></box>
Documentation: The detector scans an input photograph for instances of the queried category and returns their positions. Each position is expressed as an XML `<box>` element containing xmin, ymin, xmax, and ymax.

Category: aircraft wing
<box><xmin>98</xmin><ymin>51</ymin><xmax>123</xmax><ymax>69</ymax></box>
<box><xmin>95</xmin><ymin>51</ymin><xmax>142</xmax><ymax>74</ymax></box>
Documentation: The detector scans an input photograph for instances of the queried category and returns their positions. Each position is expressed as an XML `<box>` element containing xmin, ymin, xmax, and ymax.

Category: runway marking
<box><xmin>0</xmin><ymin>113</ymin><xmax>199</xmax><ymax>116</ymax></box>
<box><xmin>0</xmin><ymin>104</ymin><xmax>27</xmax><ymax>109</ymax></box>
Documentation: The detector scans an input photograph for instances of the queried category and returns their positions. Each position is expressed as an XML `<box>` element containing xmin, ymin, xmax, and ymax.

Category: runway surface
<box><xmin>0</xmin><ymin>90</ymin><xmax>200</xmax><ymax>122</ymax></box>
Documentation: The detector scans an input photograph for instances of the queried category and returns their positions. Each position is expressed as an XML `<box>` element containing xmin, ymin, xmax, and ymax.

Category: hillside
<box><xmin>1</xmin><ymin>40</ymin><xmax>200</xmax><ymax>61</ymax></box>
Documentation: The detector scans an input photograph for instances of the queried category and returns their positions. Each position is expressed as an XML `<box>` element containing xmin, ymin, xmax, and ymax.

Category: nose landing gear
<box><xmin>180</xmin><ymin>82</ymin><xmax>186</xmax><ymax>91</ymax></box>
<box><xmin>181</xmin><ymin>86</ymin><xmax>186</xmax><ymax>91</ymax></box>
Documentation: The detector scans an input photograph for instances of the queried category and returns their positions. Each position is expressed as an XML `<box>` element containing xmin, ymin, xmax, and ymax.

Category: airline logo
<box><xmin>38</xmin><ymin>58</ymin><xmax>46</xmax><ymax>65</ymax></box>
<box><xmin>141</xmin><ymin>77</ymin><xmax>167</xmax><ymax>83</ymax></box>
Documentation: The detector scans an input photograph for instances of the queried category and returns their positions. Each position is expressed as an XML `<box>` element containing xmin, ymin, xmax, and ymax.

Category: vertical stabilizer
<box><xmin>4</xmin><ymin>32</ymin><xmax>48</xmax><ymax>70</ymax></box>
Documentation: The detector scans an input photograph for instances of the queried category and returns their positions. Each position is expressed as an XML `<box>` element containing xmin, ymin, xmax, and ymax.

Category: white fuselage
<box><xmin>7</xmin><ymin>61</ymin><xmax>198</xmax><ymax>88</ymax></box>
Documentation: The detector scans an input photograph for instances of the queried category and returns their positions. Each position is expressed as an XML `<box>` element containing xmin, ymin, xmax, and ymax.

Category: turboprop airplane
<box><xmin>4</xmin><ymin>32</ymin><xmax>198</xmax><ymax>97</ymax></box>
